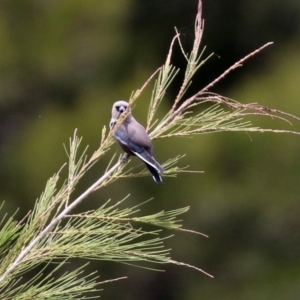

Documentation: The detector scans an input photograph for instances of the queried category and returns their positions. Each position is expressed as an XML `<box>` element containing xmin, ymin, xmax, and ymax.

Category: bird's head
<box><xmin>110</xmin><ymin>100</ymin><xmax>132</xmax><ymax>130</ymax></box>
<box><xmin>111</xmin><ymin>100</ymin><xmax>131</xmax><ymax>120</ymax></box>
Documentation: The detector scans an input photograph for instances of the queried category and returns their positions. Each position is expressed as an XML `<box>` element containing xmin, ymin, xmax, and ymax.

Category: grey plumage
<box><xmin>110</xmin><ymin>100</ymin><xmax>164</xmax><ymax>183</ymax></box>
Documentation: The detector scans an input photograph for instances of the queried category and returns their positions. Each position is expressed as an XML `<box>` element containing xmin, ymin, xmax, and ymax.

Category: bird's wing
<box><xmin>125</xmin><ymin>118</ymin><xmax>153</xmax><ymax>151</ymax></box>
<box><xmin>114</xmin><ymin>125</ymin><xmax>130</xmax><ymax>146</ymax></box>
<box><xmin>114</xmin><ymin>123</ymin><xmax>163</xmax><ymax>173</ymax></box>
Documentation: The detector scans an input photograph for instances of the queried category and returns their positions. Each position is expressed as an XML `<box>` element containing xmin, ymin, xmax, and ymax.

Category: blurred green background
<box><xmin>1</xmin><ymin>0</ymin><xmax>300</xmax><ymax>299</ymax></box>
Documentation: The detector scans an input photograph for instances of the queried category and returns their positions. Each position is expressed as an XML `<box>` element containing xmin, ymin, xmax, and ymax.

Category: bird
<box><xmin>110</xmin><ymin>100</ymin><xmax>164</xmax><ymax>183</ymax></box>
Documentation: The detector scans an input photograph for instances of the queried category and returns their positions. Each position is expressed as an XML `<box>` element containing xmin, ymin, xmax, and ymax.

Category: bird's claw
<box><xmin>121</xmin><ymin>154</ymin><xmax>129</xmax><ymax>163</ymax></box>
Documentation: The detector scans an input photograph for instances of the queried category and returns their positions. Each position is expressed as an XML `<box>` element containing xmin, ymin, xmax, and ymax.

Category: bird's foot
<box><xmin>120</xmin><ymin>154</ymin><xmax>130</xmax><ymax>163</ymax></box>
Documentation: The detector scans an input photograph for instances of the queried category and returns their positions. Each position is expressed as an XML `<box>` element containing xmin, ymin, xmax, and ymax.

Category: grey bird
<box><xmin>110</xmin><ymin>100</ymin><xmax>164</xmax><ymax>183</ymax></box>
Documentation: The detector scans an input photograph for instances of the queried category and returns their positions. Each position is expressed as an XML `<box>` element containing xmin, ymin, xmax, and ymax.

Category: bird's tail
<box><xmin>145</xmin><ymin>163</ymin><xmax>163</xmax><ymax>183</ymax></box>
<box><xmin>133</xmin><ymin>149</ymin><xmax>164</xmax><ymax>183</ymax></box>
<box><xmin>144</xmin><ymin>155</ymin><xmax>164</xmax><ymax>184</ymax></box>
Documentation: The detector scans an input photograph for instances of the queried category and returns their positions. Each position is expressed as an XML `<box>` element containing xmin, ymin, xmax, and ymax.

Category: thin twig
<box><xmin>198</xmin><ymin>42</ymin><xmax>274</xmax><ymax>94</ymax></box>
<box><xmin>170</xmin><ymin>259</ymin><xmax>213</xmax><ymax>278</ymax></box>
<box><xmin>98</xmin><ymin>276</ymin><xmax>127</xmax><ymax>285</ymax></box>
<box><xmin>0</xmin><ymin>159</ymin><xmax>124</xmax><ymax>284</ymax></box>
<box><xmin>150</xmin><ymin>42</ymin><xmax>274</xmax><ymax>137</ymax></box>
<box><xmin>131</xmin><ymin>67</ymin><xmax>162</xmax><ymax>104</ymax></box>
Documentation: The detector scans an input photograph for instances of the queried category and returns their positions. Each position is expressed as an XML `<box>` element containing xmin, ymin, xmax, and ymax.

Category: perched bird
<box><xmin>110</xmin><ymin>100</ymin><xmax>164</xmax><ymax>183</ymax></box>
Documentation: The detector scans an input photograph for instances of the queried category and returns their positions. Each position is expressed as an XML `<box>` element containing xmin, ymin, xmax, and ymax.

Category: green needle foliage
<box><xmin>0</xmin><ymin>0</ymin><xmax>299</xmax><ymax>298</ymax></box>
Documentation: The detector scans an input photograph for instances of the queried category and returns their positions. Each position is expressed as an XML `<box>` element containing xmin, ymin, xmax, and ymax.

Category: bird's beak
<box><xmin>119</xmin><ymin>105</ymin><xmax>126</xmax><ymax>113</ymax></box>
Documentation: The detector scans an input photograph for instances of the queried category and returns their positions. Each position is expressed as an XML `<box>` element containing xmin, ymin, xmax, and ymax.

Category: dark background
<box><xmin>1</xmin><ymin>0</ymin><xmax>300</xmax><ymax>299</ymax></box>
